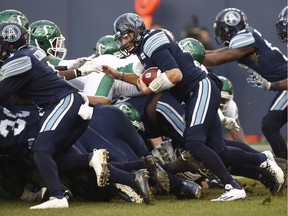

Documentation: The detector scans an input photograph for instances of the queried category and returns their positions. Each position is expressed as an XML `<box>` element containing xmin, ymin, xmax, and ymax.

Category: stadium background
<box><xmin>1</xmin><ymin>0</ymin><xmax>287</xmax><ymax>140</ymax></box>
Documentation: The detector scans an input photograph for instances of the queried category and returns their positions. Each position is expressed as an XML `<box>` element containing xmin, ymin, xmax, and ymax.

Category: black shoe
<box><xmin>258</xmin><ymin>171</ymin><xmax>281</xmax><ymax>195</ymax></box>
<box><xmin>134</xmin><ymin>169</ymin><xmax>152</xmax><ymax>204</ymax></box>
<box><xmin>143</xmin><ymin>155</ymin><xmax>170</xmax><ymax>193</ymax></box>
<box><xmin>63</xmin><ymin>190</ymin><xmax>73</xmax><ymax>201</ymax></box>
<box><xmin>174</xmin><ymin>180</ymin><xmax>203</xmax><ymax>200</ymax></box>
<box><xmin>182</xmin><ymin>151</ymin><xmax>215</xmax><ymax>180</ymax></box>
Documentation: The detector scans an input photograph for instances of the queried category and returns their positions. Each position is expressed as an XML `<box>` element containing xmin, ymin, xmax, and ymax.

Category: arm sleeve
<box><xmin>0</xmin><ymin>74</ymin><xmax>31</xmax><ymax>104</ymax></box>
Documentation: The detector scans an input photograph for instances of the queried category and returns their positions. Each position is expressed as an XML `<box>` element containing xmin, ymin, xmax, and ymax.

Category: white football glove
<box><xmin>222</xmin><ymin>117</ymin><xmax>240</xmax><ymax>131</ymax></box>
<box><xmin>66</xmin><ymin>57</ymin><xmax>89</xmax><ymax>70</ymax></box>
<box><xmin>218</xmin><ymin>109</ymin><xmax>240</xmax><ymax>131</ymax></box>
<box><xmin>246</xmin><ymin>72</ymin><xmax>271</xmax><ymax>90</ymax></box>
<box><xmin>76</xmin><ymin>61</ymin><xmax>103</xmax><ymax>76</ymax></box>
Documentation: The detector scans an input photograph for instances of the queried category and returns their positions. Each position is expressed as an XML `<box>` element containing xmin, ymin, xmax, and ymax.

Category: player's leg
<box><xmin>262</xmin><ymin>92</ymin><xmax>287</xmax><ymax>159</ymax></box>
<box><xmin>184</xmin><ymin>77</ymin><xmax>246</xmax><ymax>201</ymax></box>
<box><xmin>90</xmin><ymin>105</ymin><xmax>149</xmax><ymax>158</ymax></box>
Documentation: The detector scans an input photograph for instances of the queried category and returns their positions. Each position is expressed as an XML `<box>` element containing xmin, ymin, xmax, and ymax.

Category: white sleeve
<box><xmin>224</xmin><ymin>100</ymin><xmax>239</xmax><ymax>120</ymax></box>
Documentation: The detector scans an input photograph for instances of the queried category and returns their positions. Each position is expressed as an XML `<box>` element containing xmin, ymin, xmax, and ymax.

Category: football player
<box><xmin>203</xmin><ymin>8</ymin><xmax>288</xmax><ymax>160</ymax></box>
<box><xmin>218</xmin><ymin>76</ymin><xmax>247</xmax><ymax>143</ymax></box>
<box><xmin>0</xmin><ymin>22</ymin><xmax>109</xmax><ymax>209</ymax></box>
<box><xmin>103</xmin><ymin>13</ymin><xmax>286</xmax><ymax>201</ymax></box>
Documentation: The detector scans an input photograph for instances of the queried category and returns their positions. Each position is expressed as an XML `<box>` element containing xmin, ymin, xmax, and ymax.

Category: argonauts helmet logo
<box><xmin>2</xmin><ymin>24</ymin><xmax>21</xmax><ymax>42</ymax></box>
<box><xmin>127</xmin><ymin>13</ymin><xmax>142</xmax><ymax>27</ymax></box>
<box><xmin>224</xmin><ymin>11</ymin><xmax>241</xmax><ymax>26</ymax></box>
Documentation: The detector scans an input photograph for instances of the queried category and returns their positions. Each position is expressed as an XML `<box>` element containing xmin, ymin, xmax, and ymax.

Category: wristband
<box><xmin>75</xmin><ymin>69</ymin><xmax>82</xmax><ymax>77</ymax></box>
<box><xmin>148</xmin><ymin>73</ymin><xmax>175</xmax><ymax>93</ymax></box>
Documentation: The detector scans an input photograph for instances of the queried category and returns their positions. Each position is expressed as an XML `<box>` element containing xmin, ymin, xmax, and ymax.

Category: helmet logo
<box><xmin>224</xmin><ymin>11</ymin><xmax>241</xmax><ymax>26</ymax></box>
<box><xmin>2</xmin><ymin>24</ymin><xmax>21</xmax><ymax>42</ymax></box>
<box><xmin>127</xmin><ymin>13</ymin><xmax>142</xmax><ymax>27</ymax></box>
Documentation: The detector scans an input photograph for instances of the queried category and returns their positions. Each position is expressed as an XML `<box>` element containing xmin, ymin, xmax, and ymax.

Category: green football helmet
<box><xmin>29</xmin><ymin>20</ymin><xmax>67</xmax><ymax>60</ymax></box>
<box><xmin>94</xmin><ymin>35</ymin><xmax>120</xmax><ymax>57</ymax></box>
<box><xmin>0</xmin><ymin>9</ymin><xmax>29</xmax><ymax>30</ymax></box>
<box><xmin>113</xmin><ymin>102</ymin><xmax>145</xmax><ymax>132</ymax></box>
<box><xmin>178</xmin><ymin>37</ymin><xmax>206</xmax><ymax>64</ymax></box>
<box><xmin>218</xmin><ymin>76</ymin><xmax>234</xmax><ymax>112</ymax></box>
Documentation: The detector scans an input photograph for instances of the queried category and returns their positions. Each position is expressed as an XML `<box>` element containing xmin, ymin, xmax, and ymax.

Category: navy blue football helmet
<box><xmin>213</xmin><ymin>8</ymin><xmax>249</xmax><ymax>46</ymax></box>
<box><xmin>113</xmin><ymin>13</ymin><xmax>147</xmax><ymax>57</ymax></box>
<box><xmin>0</xmin><ymin>22</ymin><xmax>28</xmax><ymax>63</ymax></box>
<box><xmin>276</xmin><ymin>6</ymin><xmax>288</xmax><ymax>43</ymax></box>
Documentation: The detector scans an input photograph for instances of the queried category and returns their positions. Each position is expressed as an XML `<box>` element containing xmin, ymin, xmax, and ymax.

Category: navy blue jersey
<box><xmin>229</xmin><ymin>27</ymin><xmax>287</xmax><ymax>82</ymax></box>
<box><xmin>136</xmin><ymin>29</ymin><xmax>206</xmax><ymax>101</ymax></box>
<box><xmin>0</xmin><ymin>45</ymin><xmax>79</xmax><ymax>108</ymax></box>
<box><xmin>0</xmin><ymin>105</ymin><xmax>39</xmax><ymax>156</ymax></box>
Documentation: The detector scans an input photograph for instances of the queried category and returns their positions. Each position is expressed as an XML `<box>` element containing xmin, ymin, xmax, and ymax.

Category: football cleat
<box><xmin>30</xmin><ymin>197</ymin><xmax>68</xmax><ymax>209</ymax></box>
<box><xmin>262</xmin><ymin>151</ymin><xmax>275</xmax><ymax>161</ymax></box>
<box><xmin>63</xmin><ymin>190</ymin><xmax>73</xmax><ymax>201</ymax></box>
<box><xmin>143</xmin><ymin>155</ymin><xmax>170</xmax><ymax>192</ymax></box>
<box><xmin>19</xmin><ymin>187</ymin><xmax>48</xmax><ymax>202</ymax></box>
<box><xmin>176</xmin><ymin>171</ymin><xmax>202</xmax><ymax>182</ymax></box>
<box><xmin>160</xmin><ymin>139</ymin><xmax>177</xmax><ymax>162</ymax></box>
<box><xmin>89</xmin><ymin>149</ymin><xmax>110</xmax><ymax>187</ymax></box>
<box><xmin>175</xmin><ymin>180</ymin><xmax>203</xmax><ymax>199</ymax></box>
<box><xmin>259</xmin><ymin>152</ymin><xmax>284</xmax><ymax>193</ymax></box>
<box><xmin>275</xmin><ymin>157</ymin><xmax>288</xmax><ymax>177</ymax></box>
<box><xmin>211</xmin><ymin>184</ymin><xmax>246</xmax><ymax>201</ymax></box>
<box><xmin>134</xmin><ymin>169</ymin><xmax>152</xmax><ymax>204</ymax></box>
<box><xmin>114</xmin><ymin>183</ymin><xmax>143</xmax><ymax>203</ymax></box>
<box><xmin>181</xmin><ymin>151</ymin><xmax>215</xmax><ymax>180</ymax></box>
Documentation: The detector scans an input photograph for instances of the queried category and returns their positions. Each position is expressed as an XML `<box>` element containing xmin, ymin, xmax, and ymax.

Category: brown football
<box><xmin>141</xmin><ymin>67</ymin><xmax>161</xmax><ymax>85</ymax></box>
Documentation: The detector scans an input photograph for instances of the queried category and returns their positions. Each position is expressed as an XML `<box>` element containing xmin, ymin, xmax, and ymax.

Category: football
<box><xmin>141</xmin><ymin>67</ymin><xmax>161</xmax><ymax>86</ymax></box>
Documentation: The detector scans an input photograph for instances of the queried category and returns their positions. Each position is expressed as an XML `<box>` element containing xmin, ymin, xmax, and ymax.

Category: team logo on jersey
<box><xmin>224</xmin><ymin>11</ymin><xmax>241</xmax><ymax>26</ymax></box>
<box><xmin>2</xmin><ymin>24</ymin><xmax>21</xmax><ymax>43</ymax></box>
<box><xmin>249</xmin><ymin>52</ymin><xmax>260</xmax><ymax>65</ymax></box>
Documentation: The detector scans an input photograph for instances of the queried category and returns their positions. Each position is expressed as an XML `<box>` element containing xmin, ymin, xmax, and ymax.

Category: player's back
<box><xmin>0</xmin><ymin>105</ymin><xmax>40</xmax><ymax>156</ymax></box>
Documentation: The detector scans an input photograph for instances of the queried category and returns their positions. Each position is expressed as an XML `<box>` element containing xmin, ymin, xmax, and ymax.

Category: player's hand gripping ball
<box><xmin>141</xmin><ymin>67</ymin><xmax>161</xmax><ymax>86</ymax></box>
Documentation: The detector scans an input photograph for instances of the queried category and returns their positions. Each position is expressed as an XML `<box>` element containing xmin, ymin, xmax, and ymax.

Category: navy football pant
<box><xmin>32</xmin><ymin>93</ymin><xmax>89</xmax><ymax>198</ymax></box>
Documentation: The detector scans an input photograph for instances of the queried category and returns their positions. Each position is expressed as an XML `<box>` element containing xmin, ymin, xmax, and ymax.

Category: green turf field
<box><xmin>0</xmin><ymin>177</ymin><xmax>287</xmax><ymax>216</ymax></box>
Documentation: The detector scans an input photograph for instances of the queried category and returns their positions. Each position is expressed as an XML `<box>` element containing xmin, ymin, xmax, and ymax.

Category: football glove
<box><xmin>76</xmin><ymin>61</ymin><xmax>103</xmax><ymax>76</ymax></box>
<box><xmin>222</xmin><ymin>117</ymin><xmax>240</xmax><ymax>131</ymax></box>
<box><xmin>218</xmin><ymin>109</ymin><xmax>240</xmax><ymax>131</ymax></box>
<box><xmin>66</xmin><ymin>57</ymin><xmax>90</xmax><ymax>70</ymax></box>
<box><xmin>246</xmin><ymin>72</ymin><xmax>271</xmax><ymax>90</ymax></box>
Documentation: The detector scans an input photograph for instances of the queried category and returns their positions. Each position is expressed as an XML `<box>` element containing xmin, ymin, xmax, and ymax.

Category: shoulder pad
<box><xmin>143</xmin><ymin>31</ymin><xmax>170</xmax><ymax>57</ymax></box>
<box><xmin>2</xmin><ymin>56</ymin><xmax>31</xmax><ymax>79</ymax></box>
<box><xmin>229</xmin><ymin>32</ymin><xmax>255</xmax><ymax>49</ymax></box>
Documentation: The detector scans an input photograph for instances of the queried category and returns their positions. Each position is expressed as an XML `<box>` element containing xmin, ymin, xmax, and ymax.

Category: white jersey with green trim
<box><xmin>222</xmin><ymin>99</ymin><xmax>239</xmax><ymax>120</ymax></box>
<box><xmin>83</xmin><ymin>54</ymin><xmax>144</xmax><ymax>100</ymax></box>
